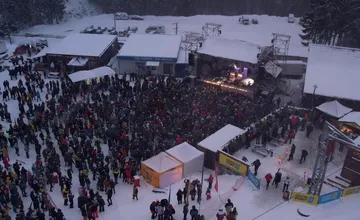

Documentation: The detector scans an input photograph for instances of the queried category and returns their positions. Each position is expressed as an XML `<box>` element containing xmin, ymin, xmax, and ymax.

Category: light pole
<box><xmin>311</xmin><ymin>84</ymin><xmax>318</xmax><ymax>122</ymax></box>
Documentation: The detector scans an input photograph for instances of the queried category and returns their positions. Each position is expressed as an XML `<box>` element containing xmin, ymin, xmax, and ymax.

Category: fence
<box><xmin>291</xmin><ymin>185</ymin><xmax>360</xmax><ymax>205</ymax></box>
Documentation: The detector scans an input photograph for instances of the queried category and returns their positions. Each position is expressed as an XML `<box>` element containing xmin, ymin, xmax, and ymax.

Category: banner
<box><xmin>217</xmin><ymin>150</ymin><xmax>249</xmax><ymax>176</ymax></box>
<box><xmin>291</xmin><ymin>192</ymin><xmax>319</xmax><ymax>205</ymax></box>
<box><xmin>318</xmin><ymin>190</ymin><xmax>342</xmax><ymax>204</ymax></box>
<box><xmin>342</xmin><ymin>185</ymin><xmax>360</xmax><ymax>198</ymax></box>
<box><xmin>247</xmin><ymin>170</ymin><xmax>261</xmax><ymax>190</ymax></box>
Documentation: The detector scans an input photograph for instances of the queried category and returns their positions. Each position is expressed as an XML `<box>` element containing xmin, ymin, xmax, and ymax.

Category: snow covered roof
<box><xmin>197</xmin><ymin>38</ymin><xmax>260</xmax><ymax>64</ymax></box>
<box><xmin>177</xmin><ymin>50</ymin><xmax>188</xmax><ymax>64</ymax></box>
<box><xmin>166</xmin><ymin>142</ymin><xmax>204</xmax><ymax>163</ymax></box>
<box><xmin>304</xmin><ymin>44</ymin><xmax>360</xmax><ymax>101</ymax></box>
<box><xmin>316</xmin><ymin>100</ymin><xmax>352</xmax><ymax>118</ymax></box>
<box><xmin>339</xmin><ymin>112</ymin><xmax>360</xmax><ymax>127</ymax></box>
<box><xmin>69</xmin><ymin>66</ymin><xmax>115</xmax><ymax>83</ymax></box>
<box><xmin>67</xmin><ymin>57</ymin><xmax>89</xmax><ymax>66</ymax></box>
<box><xmin>47</xmin><ymin>33</ymin><xmax>117</xmax><ymax>57</ymax></box>
<box><xmin>117</xmin><ymin>34</ymin><xmax>182</xmax><ymax>62</ymax></box>
<box><xmin>198</xmin><ymin>124</ymin><xmax>246</xmax><ymax>152</ymax></box>
<box><xmin>141</xmin><ymin>152</ymin><xmax>182</xmax><ymax>173</ymax></box>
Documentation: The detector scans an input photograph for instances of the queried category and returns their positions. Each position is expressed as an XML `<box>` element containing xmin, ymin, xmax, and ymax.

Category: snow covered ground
<box><xmin>18</xmin><ymin>14</ymin><xmax>308</xmax><ymax>57</ymax></box>
<box><xmin>1</xmin><ymin>12</ymin><xmax>359</xmax><ymax>220</ymax></box>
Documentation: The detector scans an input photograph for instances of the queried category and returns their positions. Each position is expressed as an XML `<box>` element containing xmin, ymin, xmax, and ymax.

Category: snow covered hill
<box><xmin>63</xmin><ymin>0</ymin><xmax>99</xmax><ymax>21</ymax></box>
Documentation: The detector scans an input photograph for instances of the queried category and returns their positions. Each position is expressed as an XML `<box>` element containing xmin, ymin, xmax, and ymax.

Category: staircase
<box><xmin>324</xmin><ymin>176</ymin><xmax>351</xmax><ymax>190</ymax></box>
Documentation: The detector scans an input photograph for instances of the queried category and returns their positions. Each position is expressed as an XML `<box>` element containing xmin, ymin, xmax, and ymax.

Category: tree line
<box><xmin>89</xmin><ymin>0</ymin><xmax>310</xmax><ymax>17</ymax></box>
<box><xmin>300</xmin><ymin>0</ymin><xmax>360</xmax><ymax>48</ymax></box>
<box><xmin>0</xmin><ymin>0</ymin><xmax>66</xmax><ymax>41</ymax></box>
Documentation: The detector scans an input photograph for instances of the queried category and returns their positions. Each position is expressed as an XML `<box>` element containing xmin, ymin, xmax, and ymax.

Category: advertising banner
<box><xmin>342</xmin><ymin>185</ymin><xmax>360</xmax><ymax>198</ymax></box>
<box><xmin>247</xmin><ymin>170</ymin><xmax>261</xmax><ymax>190</ymax></box>
<box><xmin>141</xmin><ymin>164</ymin><xmax>160</xmax><ymax>188</ymax></box>
<box><xmin>318</xmin><ymin>190</ymin><xmax>342</xmax><ymax>204</ymax></box>
<box><xmin>217</xmin><ymin>150</ymin><xmax>249</xmax><ymax>176</ymax></box>
<box><xmin>291</xmin><ymin>192</ymin><xmax>319</xmax><ymax>205</ymax></box>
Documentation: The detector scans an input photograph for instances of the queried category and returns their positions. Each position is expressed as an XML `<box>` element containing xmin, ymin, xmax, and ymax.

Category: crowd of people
<box><xmin>0</xmin><ymin>54</ymin><xmax>279</xmax><ymax>220</ymax></box>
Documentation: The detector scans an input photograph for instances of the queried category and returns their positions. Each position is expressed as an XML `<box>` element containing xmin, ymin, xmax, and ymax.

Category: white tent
<box><xmin>316</xmin><ymin>100</ymin><xmax>352</xmax><ymax>118</ymax></box>
<box><xmin>69</xmin><ymin>66</ymin><xmax>115</xmax><ymax>83</ymax></box>
<box><xmin>198</xmin><ymin>124</ymin><xmax>246</xmax><ymax>152</ymax></box>
<box><xmin>141</xmin><ymin>152</ymin><xmax>183</xmax><ymax>188</ymax></box>
<box><xmin>166</xmin><ymin>142</ymin><xmax>204</xmax><ymax>178</ymax></box>
<box><xmin>339</xmin><ymin>111</ymin><xmax>360</xmax><ymax>127</ymax></box>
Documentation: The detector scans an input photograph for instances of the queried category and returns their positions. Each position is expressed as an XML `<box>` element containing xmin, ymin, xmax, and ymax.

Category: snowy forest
<box><xmin>89</xmin><ymin>0</ymin><xmax>311</xmax><ymax>16</ymax></box>
<box><xmin>300</xmin><ymin>0</ymin><xmax>360</xmax><ymax>48</ymax></box>
<box><xmin>1</xmin><ymin>0</ymin><xmax>360</xmax><ymax>49</ymax></box>
<box><xmin>0</xmin><ymin>0</ymin><xmax>66</xmax><ymax>38</ymax></box>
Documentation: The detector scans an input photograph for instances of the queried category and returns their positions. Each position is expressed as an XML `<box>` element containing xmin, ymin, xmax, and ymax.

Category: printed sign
<box><xmin>342</xmin><ymin>185</ymin><xmax>360</xmax><ymax>198</ymax></box>
<box><xmin>247</xmin><ymin>170</ymin><xmax>261</xmax><ymax>190</ymax></box>
<box><xmin>218</xmin><ymin>151</ymin><xmax>248</xmax><ymax>176</ymax></box>
<box><xmin>318</xmin><ymin>190</ymin><xmax>342</xmax><ymax>204</ymax></box>
<box><xmin>291</xmin><ymin>192</ymin><xmax>319</xmax><ymax>205</ymax></box>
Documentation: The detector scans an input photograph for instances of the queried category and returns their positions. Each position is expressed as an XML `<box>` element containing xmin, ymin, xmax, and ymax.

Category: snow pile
<box><xmin>63</xmin><ymin>0</ymin><xmax>99</xmax><ymax>21</ymax></box>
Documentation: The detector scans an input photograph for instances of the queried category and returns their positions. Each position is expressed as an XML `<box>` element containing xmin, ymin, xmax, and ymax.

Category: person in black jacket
<box><xmin>300</xmin><ymin>149</ymin><xmax>308</xmax><ymax>164</ymax></box>
<box><xmin>176</xmin><ymin>189</ymin><xmax>183</xmax><ymax>204</ymax></box>
<box><xmin>98</xmin><ymin>196</ymin><xmax>105</xmax><ymax>212</ymax></box>
<box><xmin>68</xmin><ymin>192</ymin><xmax>74</xmax><ymax>208</ymax></box>
<box><xmin>106</xmin><ymin>188</ymin><xmax>113</xmax><ymax>206</ymax></box>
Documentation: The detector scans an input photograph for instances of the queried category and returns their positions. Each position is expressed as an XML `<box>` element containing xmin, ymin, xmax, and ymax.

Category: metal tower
<box><xmin>202</xmin><ymin>23</ymin><xmax>222</xmax><ymax>38</ymax></box>
<box><xmin>308</xmin><ymin>122</ymin><xmax>358</xmax><ymax>196</ymax></box>
<box><xmin>271</xmin><ymin>33</ymin><xmax>291</xmax><ymax>57</ymax></box>
<box><xmin>181</xmin><ymin>32</ymin><xmax>203</xmax><ymax>62</ymax></box>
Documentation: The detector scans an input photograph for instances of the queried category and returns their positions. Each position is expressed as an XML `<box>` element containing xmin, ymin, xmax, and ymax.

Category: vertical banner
<box><xmin>214</xmin><ymin>160</ymin><xmax>219</xmax><ymax>192</ymax></box>
<box><xmin>247</xmin><ymin>169</ymin><xmax>261</xmax><ymax>190</ymax></box>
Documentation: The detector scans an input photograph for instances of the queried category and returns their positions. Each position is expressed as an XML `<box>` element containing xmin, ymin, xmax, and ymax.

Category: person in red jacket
<box><xmin>265</xmin><ymin>173</ymin><xmax>273</xmax><ymax>190</ymax></box>
<box><xmin>206</xmin><ymin>174</ymin><xmax>214</xmax><ymax>189</ymax></box>
<box><xmin>206</xmin><ymin>188</ymin><xmax>211</xmax><ymax>200</ymax></box>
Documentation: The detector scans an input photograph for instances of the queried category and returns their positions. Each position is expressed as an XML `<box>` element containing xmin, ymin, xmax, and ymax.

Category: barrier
<box><xmin>291</xmin><ymin>192</ymin><xmax>319</xmax><ymax>205</ymax></box>
<box><xmin>247</xmin><ymin>170</ymin><xmax>261</xmax><ymax>190</ymax></box>
<box><xmin>217</xmin><ymin>150</ymin><xmax>249</xmax><ymax>176</ymax></box>
<box><xmin>318</xmin><ymin>190</ymin><xmax>342</xmax><ymax>204</ymax></box>
<box><xmin>342</xmin><ymin>185</ymin><xmax>360</xmax><ymax>198</ymax></box>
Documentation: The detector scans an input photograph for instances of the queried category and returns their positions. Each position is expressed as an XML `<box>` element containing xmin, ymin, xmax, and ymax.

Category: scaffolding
<box><xmin>308</xmin><ymin>122</ymin><xmax>358</xmax><ymax>196</ymax></box>
<box><xmin>181</xmin><ymin>32</ymin><xmax>203</xmax><ymax>62</ymax></box>
<box><xmin>202</xmin><ymin>22</ymin><xmax>222</xmax><ymax>38</ymax></box>
<box><xmin>271</xmin><ymin>33</ymin><xmax>291</xmax><ymax>58</ymax></box>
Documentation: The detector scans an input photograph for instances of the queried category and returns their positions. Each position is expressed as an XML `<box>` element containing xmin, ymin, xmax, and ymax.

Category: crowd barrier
<box><xmin>291</xmin><ymin>185</ymin><xmax>360</xmax><ymax>205</ymax></box>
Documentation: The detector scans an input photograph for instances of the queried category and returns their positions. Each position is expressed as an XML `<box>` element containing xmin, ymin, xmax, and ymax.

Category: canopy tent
<box><xmin>166</xmin><ymin>142</ymin><xmax>204</xmax><ymax>178</ymax></box>
<box><xmin>67</xmin><ymin>57</ymin><xmax>89</xmax><ymax>66</ymax></box>
<box><xmin>339</xmin><ymin>112</ymin><xmax>360</xmax><ymax>127</ymax></box>
<box><xmin>68</xmin><ymin>66</ymin><xmax>115</xmax><ymax>83</ymax></box>
<box><xmin>316</xmin><ymin>100</ymin><xmax>353</xmax><ymax>118</ymax></box>
<box><xmin>198</xmin><ymin>124</ymin><xmax>246</xmax><ymax>169</ymax></box>
<box><xmin>141</xmin><ymin>152</ymin><xmax>183</xmax><ymax>188</ymax></box>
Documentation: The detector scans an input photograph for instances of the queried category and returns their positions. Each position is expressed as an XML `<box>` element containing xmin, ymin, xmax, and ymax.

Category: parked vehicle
<box><xmin>251</xmin><ymin>18</ymin><xmax>258</xmax><ymax>24</ymax></box>
<box><xmin>145</xmin><ymin>25</ymin><xmax>165</xmax><ymax>34</ymax></box>
<box><xmin>129</xmin><ymin>15</ymin><xmax>144</xmax><ymax>20</ymax></box>
<box><xmin>115</xmin><ymin>12</ymin><xmax>129</xmax><ymax>20</ymax></box>
<box><xmin>239</xmin><ymin>16</ymin><xmax>250</xmax><ymax>25</ymax></box>
<box><xmin>288</xmin><ymin>14</ymin><xmax>295</xmax><ymax>23</ymax></box>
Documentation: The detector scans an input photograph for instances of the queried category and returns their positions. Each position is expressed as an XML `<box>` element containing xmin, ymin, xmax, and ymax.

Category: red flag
<box><xmin>214</xmin><ymin>161</ymin><xmax>219</xmax><ymax>192</ymax></box>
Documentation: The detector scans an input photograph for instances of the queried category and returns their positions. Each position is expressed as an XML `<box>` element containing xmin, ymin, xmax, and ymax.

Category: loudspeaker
<box><xmin>188</xmin><ymin>53</ymin><xmax>195</xmax><ymax>66</ymax></box>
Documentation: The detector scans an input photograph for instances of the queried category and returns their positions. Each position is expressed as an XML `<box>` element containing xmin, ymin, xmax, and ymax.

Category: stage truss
<box><xmin>308</xmin><ymin>122</ymin><xmax>358</xmax><ymax>196</ymax></box>
<box><xmin>202</xmin><ymin>22</ymin><xmax>222</xmax><ymax>38</ymax></box>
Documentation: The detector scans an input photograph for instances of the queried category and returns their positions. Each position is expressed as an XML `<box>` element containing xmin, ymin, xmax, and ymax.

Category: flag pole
<box><xmin>199</xmin><ymin>155</ymin><xmax>206</xmax><ymax>213</ymax></box>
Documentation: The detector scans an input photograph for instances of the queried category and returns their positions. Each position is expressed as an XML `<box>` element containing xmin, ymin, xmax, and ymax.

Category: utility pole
<box><xmin>114</xmin><ymin>14</ymin><xmax>117</xmax><ymax>32</ymax></box>
<box><xmin>173</xmin><ymin>22</ymin><xmax>179</xmax><ymax>35</ymax></box>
